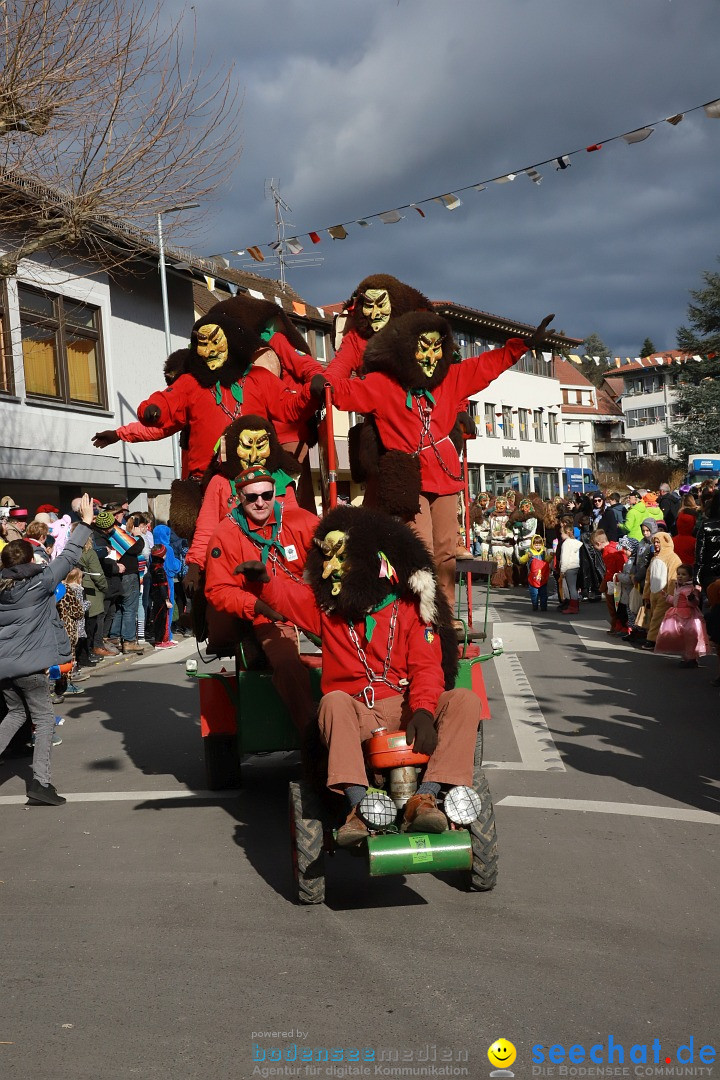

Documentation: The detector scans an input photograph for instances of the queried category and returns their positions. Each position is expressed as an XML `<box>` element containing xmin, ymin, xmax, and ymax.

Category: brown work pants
<box><xmin>411</xmin><ymin>492</ymin><xmax>458</xmax><ymax>611</ymax></box>
<box><xmin>254</xmin><ymin>621</ymin><xmax>316</xmax><ymax>734</ymax></box>
<box><xmin>318</xmin><ymin>688</ymin><xmax>480</xmax><ymax>793</ymax></box>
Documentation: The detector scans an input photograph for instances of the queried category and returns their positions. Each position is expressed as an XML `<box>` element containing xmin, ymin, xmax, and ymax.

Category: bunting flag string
<box><xmin>216</xmin><ymin>95</ymin><xmax>719</xmax><ymax>263</ymax></box>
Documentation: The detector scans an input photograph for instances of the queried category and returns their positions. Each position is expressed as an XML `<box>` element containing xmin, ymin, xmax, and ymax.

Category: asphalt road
<box><xmin>1</xmin><ymin>592</ymin><xmax>718</xmax><ymax>1080</ymax></box>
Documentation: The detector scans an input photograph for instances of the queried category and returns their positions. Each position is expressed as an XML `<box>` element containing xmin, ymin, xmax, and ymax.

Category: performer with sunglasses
<box><xmin>204</xmin><ymin>467</ymin><xmax>318</xmax><ymax>733</ymax></box>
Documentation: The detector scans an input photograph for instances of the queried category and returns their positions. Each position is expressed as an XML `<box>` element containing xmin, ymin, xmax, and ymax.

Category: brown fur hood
<box><xmin>362</xmin><ymin>310</ymin><xmax>455</xmax><ymax>392</ymax></box>
<box><xmin>344</xmin><ymin>274</ymin><xmax>432</xmax><ymax>340</ymax></box>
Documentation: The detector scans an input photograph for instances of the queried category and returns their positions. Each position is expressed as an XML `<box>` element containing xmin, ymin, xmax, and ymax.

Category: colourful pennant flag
<box><xmin>379</xmin><ymin>210</ymin><xmax>403</xmax><ymax>223</ymax></box>
<box><xmin>203</xmin><ymin>275</ymin><xmax>215</xmax><ymax>291</ymax></box>
<box><xmin>328</xmin><ymin>225</ymin><xmax>348</xmax><ymax>239</ymax></box>
<box><xmin>248</xmin><ymin>288</ymin><xmax>264</xmax><ymax>299</ymax></box>
<box><xmin>666</xmin><ymin>113</ymin><xmax>684</xmax><ymax>126</ymax></box>
<box><xmin>356</xmin><ymin>219</ymin><xmax>372</xmax><ymax>227</ymax></box>
<box><xmin>292</xmin><ymin>301</ymin><xmax>307</xmax><ymax>317</ymax></box>
<box><xmin>586</xmin><ymin>144</ymin><xmax>602</xmax><ymax>152</ymax></box>
<box><xmin>247</xmin><ymin>246</ymin><xmax>265</xmax><ymax>262</ymax></box>
<box><xmin>309</xmin><ymin>232</ymin><xmax>321</xmax><ymax>244</ymax></box>
<box><xmin>526</xmin><ymin>168</ymin><xmax>543</xmax><ymax>184</ymax></box>
<box><xmin>227</xmin><ymin>283</ymin><xmax>238</xmax><ymax>296</ymax></box>
<box><xmin>703</xmin><ymin>99</ymin><xmax>720</xmax><ymax>118</ymax></box>
<box><xmin>494</xmin><ymin>174</ymin><xmax>516</xmax><ymax>183</ymax></box>
<box><xmin>622</xmin><ymin>127</ymin><xmax>654</xmax><ymax>144</ymax></box>
<box><xmin>286</xmin><ymin>238</ymin><xmax>304</xmax><ymax>254</ymax></box>
<box><xmin>410</xmin><ymin>204</ymin><xmax>426</xmax><ymax>217</ymax></box>
<box><xmin>556</xmin><ymin>156</ymin><xmax>571</xmax><ymax>169</ymax></box>
<box><xmin>436</xmin><ymin>193</ymin><xmax>463</xmax><ymax>210</ymax></box>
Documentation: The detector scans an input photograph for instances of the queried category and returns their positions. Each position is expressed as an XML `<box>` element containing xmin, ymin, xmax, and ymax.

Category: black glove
<box><xmin>142</xmin><ymin>404</ymin><xmax>162</xmax><ymax>425</ymax></box>
<box><xmin>310</xmin><ymin>373</ymin><xmax>327</xmax><ymax>399</ymax></box>
<box><xmin>183</xmin><ymin>563</ymin><xmax>201</xmax><ymax>597</ymax></box>
<box><xmin>525</xmin><ymin>313</ymin><xmax>555</xmax><ymax>356</ymax></box>
<box><xmin>233</xmin><ymin>560</ymin><xmax>270</xmax><ymax>583</ymax></box>
<box><xmin>405</xmin><ymin>709</ymin><xmax>438</xmax><ymax>755</ymax></box>
<box><xmin>253</xmin><ymin>597</ymin><xmax>284</xmax><ymax>622</ymax></box>
<box><xmin>92</xmin><ymin>429</ymin><xmax>120</xmax><ymax>448</ymax></box>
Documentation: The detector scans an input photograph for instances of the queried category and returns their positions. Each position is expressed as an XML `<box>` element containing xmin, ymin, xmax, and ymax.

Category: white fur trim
<box><xmin>408</xmin><ymin>568</ymin><xmax>436</xmax><ymax>624</ymax></box>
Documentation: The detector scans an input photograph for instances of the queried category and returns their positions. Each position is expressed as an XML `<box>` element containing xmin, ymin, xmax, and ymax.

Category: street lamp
<box><xmin>157</xmin><ymin>202</ymin><xmax>199</xmax><ymax>479</ymax></box>
<box><xmin>574</xmin><ymin>442</ymin><xmax>588</xmax><ymax>492</ymax></box>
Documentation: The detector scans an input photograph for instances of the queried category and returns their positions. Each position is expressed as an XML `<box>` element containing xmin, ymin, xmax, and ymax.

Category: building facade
<box><xmin>618</xmin><ymin>353</ymin><xmax>690</xmax><ymax>460</ymax></box>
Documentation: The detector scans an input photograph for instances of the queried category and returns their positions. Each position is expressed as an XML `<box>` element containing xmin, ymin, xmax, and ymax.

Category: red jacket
<box><xmin>324</xmin><ymin>327</ymin><xmax>367</xmax><ymax>380</ymax></box>
<box><xmin>601</xmin><ymin>541</ymin><xmax>628</xmax><ymax>585</ymax></box>
<box><xmin>265</xmin><ymin>332</ymin><xmax>323</xmax><ymax>444</ymax></box>
<box><xmin>132</xmin><ymin>369</ymin><xmax>312</xmax><ymax>478</ymax></box>
<box><xmin>253</xmin><ymin>576</ymin><xmax>445</xmax><ymax>714</ymax></box>
<box><xmin>204</xmin><ymin>505</ymin><xmax>316</xmax><ymax>625</ymax></box>
<box><xmin>673</xmin><ymin>511</ymin><xmax>697</xmax><ymax>566</ymax></box>
<box><xmin>327</xmin><ymin>339</ymin><xmax>528</xmax><ymax>495</ymax></box>
<box><xmin>186</xmin><ymin>474</ymin><xmax>298</xmax><ymax>569</ymax></box>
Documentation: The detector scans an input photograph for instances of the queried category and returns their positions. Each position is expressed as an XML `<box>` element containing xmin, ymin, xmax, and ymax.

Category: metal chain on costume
<box><xmin>346</xmin><ymin>600</ymin><xmax>407</xmax><ymax>708</ymax></box>
<box><xmin>266</xmin><ymin>545</ymin><xmax>304</xmax><ymax>584</ymax></box>
<box><xmin>211</xmin><ymin>378</ymin><xmax>245</xmax><ymax>422</ymax></box>
<box><xmin>413</xmin><ymin>398</ymin><xmax>464</xmax><ymax>483</ymax></box>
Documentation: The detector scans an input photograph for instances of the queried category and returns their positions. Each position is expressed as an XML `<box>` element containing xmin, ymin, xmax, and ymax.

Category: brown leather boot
<box><xmin>122</xmin><ymin>640</ymin><xmax>145</xmax><ymax>655</ymax></box>
<box><xmin>336</xmin><ymin>806</ymin><xmax>369</xmax><ymax>848</ymax></box>
<box><xmin>402</xmin><ymin>792</ymin><xmax>448</xmax><ymax>834</ymax></box>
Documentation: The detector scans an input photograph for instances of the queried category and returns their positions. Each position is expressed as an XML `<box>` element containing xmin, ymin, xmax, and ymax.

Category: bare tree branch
<box><xmin>0</xmin><ymin>0</ymin><xmax>241</xmax><ymax>277</ymax></box>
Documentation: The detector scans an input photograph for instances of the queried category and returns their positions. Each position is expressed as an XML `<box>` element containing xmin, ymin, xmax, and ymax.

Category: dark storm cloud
<box><xmin>169</xmin><ymin>0</ymin><xmax>720</xmax><ymax>356</ymax></box>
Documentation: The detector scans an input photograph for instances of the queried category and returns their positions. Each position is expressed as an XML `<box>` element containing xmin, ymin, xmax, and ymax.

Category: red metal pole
<box><xmin>463</xmin><ymin>445</ymin><xmax>473</xmax><ymax>627</ymax></box>
<box><xmin>324</xmin><ymin>383</ymin><xmax>338</xmax><ymax>510</ymax></box>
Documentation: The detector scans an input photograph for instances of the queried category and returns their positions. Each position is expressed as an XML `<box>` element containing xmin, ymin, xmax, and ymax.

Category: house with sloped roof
<box><xmin>614</xmin><ymin>352</ymin><xmax>694</xmax><ymax>460</ymax></box>
<box><xmin>551</xmin><ymin>357</ymin><xmax>630</xmax><ymax>475</ymax></box>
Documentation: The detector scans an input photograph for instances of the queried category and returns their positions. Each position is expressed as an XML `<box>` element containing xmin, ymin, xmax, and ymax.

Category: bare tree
<box><xmin>0</xmin><ymin>0</ymin><xmax>240</xmax><ymax>276</ymax></box>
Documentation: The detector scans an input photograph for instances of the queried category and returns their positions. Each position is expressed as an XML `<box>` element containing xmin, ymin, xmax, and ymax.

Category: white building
<box><xmin>618</xmin><ymin>352</ymin><xmax>690</xmax><ymax>460</ymax></box>
<box><xmin>551</xmin><ymin>357</ymin><xmax>630</xmax><ymax>477</ymax></box>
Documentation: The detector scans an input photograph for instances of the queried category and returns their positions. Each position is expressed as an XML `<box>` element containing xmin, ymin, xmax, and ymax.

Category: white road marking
<box><xmin>492</xmin><ymin>622</ymin><xmax>539</xmax><ymax>652</ymax></box>
<box><xmin>571</xmin><ymin>623</ymin><xmax>636</xmax><ymax>652</ymax></box>
<box><xmin>0</xmin><ymin>788</ymin><xmax>239</xmax><ymax>806</ymax></box>
<box><xmin>135</xmin><ymin>637</ymin><xmax>199</xmax><ymax>666</ymax></box>
<box><xmin>492</xmin><ymin>652</ymin><xmax>565</xmax><ymax>772</ymax></box>
<box><xmin>497</xmin><ymin>795</ymin><xmax>720</xmax><ymax>825</ymax></box>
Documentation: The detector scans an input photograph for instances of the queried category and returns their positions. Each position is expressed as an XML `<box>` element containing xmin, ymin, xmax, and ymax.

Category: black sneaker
<box><xmin>27</xmin><ymin>779</ymin><xmax>66</xmax><ymax>806</ymax></box>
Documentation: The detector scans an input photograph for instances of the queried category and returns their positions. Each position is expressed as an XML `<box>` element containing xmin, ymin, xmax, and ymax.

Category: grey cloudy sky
<box><xmin>170</xmin><ymin>0</ymin><xmax>720</xmax><ymax>357</ymax></box>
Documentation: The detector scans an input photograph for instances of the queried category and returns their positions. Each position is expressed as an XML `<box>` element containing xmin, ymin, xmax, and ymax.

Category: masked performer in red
<box><xmin>317</xmin><ymin>310</ymin><xmax>554</xmax><ymax>611</ymax></box>
<box><xmin>236</xmin><ymin>505</ymin><xmax>480</xmax><ymax>846</ymax></box>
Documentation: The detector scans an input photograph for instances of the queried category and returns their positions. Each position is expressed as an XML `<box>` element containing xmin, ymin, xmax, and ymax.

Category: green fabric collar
<box><xmin>362</xmin><ymin>591</ymin><xmax>400</xmax><ymax>642</ymax></box>
<box><xmin>405</xmin><ymin>388</ymin><xmax>436</xmax><ymax>410</ymax></box>
<box><xmin>230</xmin><ymin>500</ymin><xmax>285</xmax><ymax>564</ymax></box>
<box><xmin>214</xmin><ymin>380</ymin><xmax>244</xmax><ymax>406</ymax></box>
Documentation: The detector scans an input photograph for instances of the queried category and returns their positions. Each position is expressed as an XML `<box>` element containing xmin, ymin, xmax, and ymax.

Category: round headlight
<box><xmin>358</xmin><ymin>790</ymin><xmax>397</xmax><ymax>829</ymax></box>
<box><xmin>444</xmin><ymin>785</ymin><xmax>482</xmax><ymax>825</ymax></box>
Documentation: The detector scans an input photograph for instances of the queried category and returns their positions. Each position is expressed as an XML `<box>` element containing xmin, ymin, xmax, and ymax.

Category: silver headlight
<box><xmin>358</xmin><ymin>790</ymin><xmax>397</xmax><ymax>829</ymax></box>
<box><xmin>444</xmin><ymin>785</ymin><xmax>482</xmax><ymax>825</ymax></box>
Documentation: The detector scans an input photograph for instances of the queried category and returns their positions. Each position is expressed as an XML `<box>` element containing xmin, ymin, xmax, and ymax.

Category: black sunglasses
<box><xmin>242</xmin><ymin>488</ymin><xmax>274</xmax><ymax>504</ymax></box>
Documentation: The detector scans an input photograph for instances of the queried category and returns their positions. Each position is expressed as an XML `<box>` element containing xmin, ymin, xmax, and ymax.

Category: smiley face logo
<box><xmin>488</xmin><ymin>1040</ymin><xmax>517</xmax><ymax>1070</ymax></box>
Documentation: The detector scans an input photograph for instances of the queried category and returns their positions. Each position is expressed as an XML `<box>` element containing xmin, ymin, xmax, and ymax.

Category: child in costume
<box><xmin>518</xmin><ymin>535</ymin><xmax>552</xmax><ymax>611</ymax></box>
<box><xmin>654</xmin><ymin>565</ymin><xmax>711</xmax><ymax>667</ymax></box>
<box><xmin>641</xmin><ymin>532</ymin><xmax>683</xmax><ymax>651</ymax></box>
<box><xmin>592</xmin><ymin>529</ymin><xmax>628</xmax><ymax>633</ymax></box>
<box><xmin>148</xmin><ymin>544</ymin><xmax>176</xmax><ymax>649</ymax></box>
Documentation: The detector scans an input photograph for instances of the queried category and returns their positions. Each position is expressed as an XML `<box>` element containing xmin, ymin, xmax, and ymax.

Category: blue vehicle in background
<box><xmin>562</xmin><ymin>467</ymin><xmax>597</xmax><ymax>494</ymax></box>
<box><xmin>686</xmin><ymin>455</ymin><xmax>720</xmax><ymax>487</ymax></box>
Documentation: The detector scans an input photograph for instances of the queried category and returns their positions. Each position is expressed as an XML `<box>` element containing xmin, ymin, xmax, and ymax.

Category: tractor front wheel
<box><xmin>288</xmin><ymin>780</ymin><xmax>326</xmax><ymax>905</ymax></box>
<box><xmin>468</xmin><ymin>766</ymin><xmax>498</xmax><ymax>891</ymax></box>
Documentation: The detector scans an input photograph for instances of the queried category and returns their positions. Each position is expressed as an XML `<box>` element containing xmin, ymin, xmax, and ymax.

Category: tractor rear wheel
<box><xmin>468</xmin><ymin>765</ymin><xmax>498</xmax><ymax>891</ymax></box>
<box><xmin>288</xmin><ymin>780</ymin><xmax>326</xmax><ymax>905</ymax></box>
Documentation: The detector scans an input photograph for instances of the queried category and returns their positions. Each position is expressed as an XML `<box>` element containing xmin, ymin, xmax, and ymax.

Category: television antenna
<box><xmin>238</xmin><ymin>179</ymin><xmax>323</xmax><ymax>285</ymax></box>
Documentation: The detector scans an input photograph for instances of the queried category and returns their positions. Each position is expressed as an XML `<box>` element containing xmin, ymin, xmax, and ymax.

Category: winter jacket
<box><xmin>695</xmin><ymin>519</ymin><xmax>720</xmax><ymax>588</ymax></box>
<box><xmin>672</xmin><ymin>512</ymin><xmax>697</xmax><ymax>567</ymax></box>
<box><xmin>559</xmin><ymin>537</ymin><xmax>582</xmax><ymax>572</ymax></box>
<box><xmin>0</xmin><ymin>522</ymin><xmax>91</xmax><ymax>680</ymax></box>
<box><xmin>78</xmin><ymin>546</ymin><xmax>108</xmax><ymax>618</ymax></box>
<box><xmin>659</xmin><ymin>491</ymin><xmax>681</xmax><ymax>530</ymax></box>
<box><xmin>643</xmin><ymin>533</ymin><xmax>682</xmax><ymax>600</ymax></box>
<box><xmin>623</xmin><ymin>501</ymin><xmax>662</xmax><ymax>540</ymax></box>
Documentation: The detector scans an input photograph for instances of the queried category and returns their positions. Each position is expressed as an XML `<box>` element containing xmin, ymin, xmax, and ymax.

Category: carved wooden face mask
<box><xmin>195</xmin><ymin>323</ymin><xmax>229</xmax><ymax>370</ymax></box>
<box><xmin>318</xmin><ymin>530</ymin><xmax>349</xmax><ymax>596</ymax></box>
<box><xmin>415</xmin><ymin>330</ymin><xmax>444</xmax><ymax>378</ymax></box>
<box><xmin>361</xmin><ymin>289</ymin><xmax>391</xmax><ymax>333</ymax></box>
<box><xmin>236</xmin><ymin>429</ymin><xmax>271</xmax><ymax>470</ymax></box>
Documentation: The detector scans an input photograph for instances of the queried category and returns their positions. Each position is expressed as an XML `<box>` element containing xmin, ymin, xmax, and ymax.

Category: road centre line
<box><xmin>496</xmin><ymin>795</ymin><xmax>720</xmax><ymax>825</ymax></box>
<box><xmin>493</xmin><ymin>651</ymin><xmax>566</xmax><ymax>772</ymax></box>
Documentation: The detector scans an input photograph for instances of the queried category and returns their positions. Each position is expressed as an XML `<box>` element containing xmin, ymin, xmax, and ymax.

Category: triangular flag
<box><xmin>703</xmin><ymin>99</ymin><xmax>720</xmax><ymax>118</ymax></box>
<box><xmin>203</xmin><ymin>275</ymin><xmax>215</xmax><ymax>291</ymax></box>
<box><xmin>593</xmin><ymin>358</ymin><xmax>600</xmax><ymax>366</ymax></box>
<box><xmin>292</xmin><ymin>301</ymin><xmax>306</xmax><ymax>317</ymax></box>
<box><xmin>568</xmin><ymin>354</ymin><xmax>583</xmax><ymax>365</ymax></box>
<box><xmin>269</xmin><ymin>241</ymin><xmax>281</xmax><ymax>251</ymax></box>
<box><xmin>586</xmin><ymin>144</ymin><xmax>602</xmax><ymax>152</ymax></box>
<box><xmin>474</xmin><ymin>184</ymin><xmax>486</xmax><ymax>191</ymax></box>
<box><xmin>556</xmin><ymin>156</ymin><xmax>571</xmax><ymax>169</ymax></box>
<box><xmin>232</xmin><ymin>250</ymin><xmax>245</xmax><ymax>256</ymax></box>
<box><xmin>248</xmin><ymin>289</ymin><xmax>264</xmax><ymax>299</ymax></box>
<box><xmin>356</xmin><ymin>219</ymin><xmax>372</xmax><ymax>227</ymax></box>
<box><xmin>622</xmin><ymin>127</ymin><xmax>654</xmax><ymax>144</ymax></box>
<box><xmin>410</xmin><ymin>204</ymin><xmax>426</xmax><ymax>217</ymax></box>
<box><xmin>666</xmin><ymin>113</ymin><xmax>684</xmax><ymax>126</ymax></box>
<box><xmin>247</xmin><ymin>246</ymin><xmax>265</xmax><ymax>262</ymax></box>
<box><xmin>227</xmin><ymin>283</ymin><xmax>239</xmax><ymax>296</ymax></box>
<box><xmin>541</xmin><ymin>352</ymin><xmax>552</xmax><ymax>363</ymax></box>
<box><xmin>316</xmin><ymin>307</ymin><xmax>325</xmax><ymax>318</ymax></box>
<box><xmin>328</xmin><ymin>225</ymin><xmax>348</xmax><ymax>240</ymax></box>
<box><xmin>435</xmin><ymin>193</ymin><xmax>463</xmax><ymax>210</ymax></box>
<box><xmin>379</xmin><ymin>210</ymin><xmax>403</xmax><ymax>223</ymax></box>
<box><xmin>614</xmin><ymin>358</ymin><xmax>621</xmax><ymax>368</ymax></box>
<box><xmin>525</xmin><ymin>168</ymin><xmax>543</xmax><ymax>184</ymax></box>
<box><xmin>274</xmin><ymin>296</ymin><xmax>284</xmax><ymax>307</ymax></box>
<box><xmin>286</xmin><ymin>238</ymin><xmax>303</xmax><ymax>254</ymax></box>
<box><xmin>309</xmin><ymin>232</ymin><xmax>321</xmax><ymax>244</ymax></box>
<box><xmin>494</xmin><ymin>174</ymin><xmax>516</xmax><ymax>183</ymax></box>
<box><xmin>693</xmin><ymin>355</ymin><xmax>703</xmax><ymax>362</ymax></box>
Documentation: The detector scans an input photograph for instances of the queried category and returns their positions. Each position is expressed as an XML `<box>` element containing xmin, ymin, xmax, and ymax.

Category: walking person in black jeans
<box><xmin>0</xmin><ymin>494</ymin><xmax>95</xmax><ymax>805</ymax></box>
<box><xmin>93</xmin><ymin>509</ymin><xmax>145</xmax><ymax>655</ymax></box>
